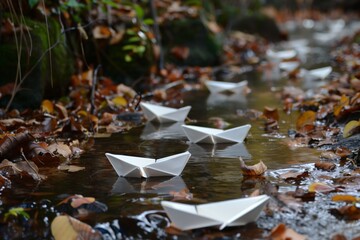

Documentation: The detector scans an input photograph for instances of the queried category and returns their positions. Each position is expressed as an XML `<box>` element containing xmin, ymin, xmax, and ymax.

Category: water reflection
<box><xmin>140</xmin><ymin>122</ymin><xmax>186</xmax><ymax>140</ymax></box>
<box><xmin>206</xmin><ymin>92</ymin><xmax>247</xmax><ymax>107</ymax></box>
<box><xmin>111</xmin><ymin>176</ymin><xmax>189</xmax><ymax>195</ymax></box>
<box><xmin>187</xmin><ymin>143</ymin><xmax>251</xmax><ymax>159</ymax></box>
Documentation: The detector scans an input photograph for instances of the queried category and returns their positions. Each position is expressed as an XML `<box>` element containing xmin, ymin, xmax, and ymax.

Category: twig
<box><xmin>20</xmin><ymin>147</ymin><xmax>41</xmax><ymax>181</ymax></box>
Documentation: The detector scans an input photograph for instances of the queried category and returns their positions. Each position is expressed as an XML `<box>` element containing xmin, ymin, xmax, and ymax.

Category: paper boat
<box><xmin>279</xmin><ymin>61</ymin><xmax>300</xmax><ymax>72</ymax></box>
<box><xmin>205</xmin><ymin>80</ymin><xmax>248</xmax><ymax>94</ymax></box>
<box><xmin>266</xmin><ymin>49</ymin><xmax>297</xmax><ymax>61</ymax></box>
<box><xmin>182</xmin><ymin>124</ymin><xmax>251</xmax><ymax>144</ymax></box>
<box><xmin>140</xmin><ymin>102</ymin><xmax>191</xmax><ymax>123</ymax></box>
<box><xmin>105</xmin><ymin>151</ymin><xmax>191</xmax><ymax>178</ymax></box>
<box><xmin>111</xmin><ymin>176</ymin><xmax>189</xmax><ymax>195</ymax></box>
<box><xmin>302</xmin><ymin>66</ymin><xmax>332</xmax><ymax>80</ymax></box>
<box><xmin>161</xmin><ymin>195</ymin><xmax>269</xmax><ymax>230</ymax></box>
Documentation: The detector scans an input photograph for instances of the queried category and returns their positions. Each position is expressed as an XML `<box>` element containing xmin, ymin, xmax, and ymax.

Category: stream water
<box><xmin>5</xmin><ymin>19</ymin><xmax>360</xmax><ymax>239</ymax></box>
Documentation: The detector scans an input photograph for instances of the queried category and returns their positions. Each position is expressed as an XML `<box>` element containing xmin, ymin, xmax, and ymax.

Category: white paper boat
<box><xmin>105</xmin><ymin>151</ymin><xmax>191</xmax><ymax>178</ymax></box>
<box><xmin>302</xmin><ymin>66</ymin><xmax>332</xmax><ymax>80</ymax></box>
<box><xmin>161</xmin><ymin>195</ymin><xmax>269</xmax><ymax>230</ymax></box>
<box><xmin>182</xmin><ymin>124</ymin><xmax>251</xmax><ymax>144</ymax></box>
<box><xmin>140</xmin><ymin>102</ymin><xmax>191</xmax><ymax>123</ymax></box>
<box><xmin>266</xmin><ymin>49</ymin><xmax>297</xmax><ymax>61</ymax></box>
<box><xmin>111</xmin><ymin>176</ymin><xmax>189</xmax><ymax>195</ymax></box>
<box><xmin>205</xmin><ymin>80</ymin><xmax>248</xmax><ymax>94</ymax></box>
<box><xmin>279</xmin><ymin>61</ymin><xmax>300</xmax><ymax>72</ymax></box>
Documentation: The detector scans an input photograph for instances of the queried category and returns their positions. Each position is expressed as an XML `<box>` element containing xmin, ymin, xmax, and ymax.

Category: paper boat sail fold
<box><xmin>105</xmin><ymin>151</ymin><xmax>191</xmax><ymax>178</ymax></box>
<box><xmin>161</xmin><ymin>195</ymin><xmax>270</xmax><ymax>230</ymax></box>
<box><xmin>205</xmin><ymin>80</ymin><xmax>248</xmax><ymax>94</ymax></box>
<box><xmin>307</xmin><ymin>66</ymin><xmax>332</xmax><ymax>80</ymax></box>
<box><xmin>266</xmin><ymin>49</ymin><xmax>297</xmax><ymax>61</ymax></box>
<box><xmin>140</xmin><ymin>102</ymin><xmax>191</xmax><ymax>123</ymax></box>
<box><xmin>182</xmin><ymin>124</ymin><xmax>251</xmax><ymax>144</ymax></box>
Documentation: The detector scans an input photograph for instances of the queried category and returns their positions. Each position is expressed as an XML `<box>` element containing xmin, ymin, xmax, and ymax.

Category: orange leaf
<box><xmin>333</xmin><ymin>95</ymin><xmax>349</xmax><ymax>117</ymax></box>
<box><xmin>71</xmin><ymin>196</ymin><xmax>96</xmax><ymax>208</ymax></box>
<box><xmin>308</xmin><ymin>182</ymin><xmax>335</xmax><ymax>193</ymax></box>
<box><xmin>41</xmin><ymin>99</ymin><xmax>54</xmax><ymax>114</ymax></box>
<box><xmin>331</xmin><ymin>194</ymin><xmax>358</xmax><ymax>203</ymax></box>
<box><xmin>269</xmin><ymin>223</ymin><xmax>307</xmax><ymax>240</ymax></box>
<box><xmin>239</xmin><ymin>157</ymin><xmax>267</xmax><ymax>176</ymax></box>
<box><xmin>296</xmin><ymin>110</ymin><xmax>316</xmax><ymax>131</ymax></box>
<box><xmin>112</xmin><ymin>96</ymin><xmax>127</xmax><ymax>107</ymax></box>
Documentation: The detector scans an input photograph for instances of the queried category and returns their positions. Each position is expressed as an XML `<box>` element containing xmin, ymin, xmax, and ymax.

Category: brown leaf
<box><xmin>296</xmin><ymin>110</ymin><xmax>316</xmax><ymax>132</ymax></box>
<box><xmin>333</xmin><ymin>95</ymin><xmax>349</xmax><ymax>118</ymax></box>
<box><xmin>279</xmin><ymin>170</ymin><xmax>309</xmax><ymax>181</ymax></box>
<box><xmin>343</xmin><ymin>120</ymin><xmax>360</xmax><ymax>138</ymax></box>
<box><xmin>320</xmin><ymin>151</ymin><xmax>341</xmax><ymax>161</ymax></box>
<box><xmin>47</xmin><ymin>142</ymin><xmax>72</xmax><ymax>159</ymax></box>
<box><xmin>331</xmin><ymin>205</ymin><xmax>360</xmax><ymax>221</ymax></box>
<box><xmin>0</xmin><ymin>132</ymin><xmax>34</xmax><ymax>160</ymax></box>
<box><xmin>269</xmin><ymin>223</ymin><xmax>307</xmax><ymax>240</ymax></box>
<box><xmin>170</xmin><ymin>46</ymin><xmax>190</xmax><ymax>61</ymax></box>
<box><xmin>51</xmin><ymin>215</ymin><xmax>102</xmax><ymax>240</ymax></box>
<box><xmin>58</xmin><ymin>165</ymin><xmax>85</xmax><ymax>172</ymax></box>
<box><xmin>239</xmin><ymin>157</ymin><xmax>267</xmax><ymax>176</ymax></box>
<box><xmin>315</xmin><ymin>161</ymin><xmax>336</xmax><ymax>171</ymax></box>
<box><xmin>262</xmin><ymin>106</ymin><xmax>279</xmax><ymax>121</ymax></box>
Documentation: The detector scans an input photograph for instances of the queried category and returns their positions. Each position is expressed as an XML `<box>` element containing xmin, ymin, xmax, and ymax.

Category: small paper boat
<box><xmin>279</xmin><ymin>61</ymin><xmax>300</xmax><ymax>72</ymax></box>
<box><xmin>302</xmin><ymin>66</ymin><xmax>332</xmax><ymax>80</ymax></box>
<box><xmin>266</xmin><ymin>49</ymin><xmax>297</xmax><ymax>61</ymax></box>
<box><xmin>205</xmin><ymin>80</ymin><xmax>248</xmax><ymax>94</ymax></box>
<box><xmin>105</xmin><ymin>151</ymin><xmax>191</xmax><ymax>178</ymax></box>
<box><xmin>161</xmin><ymin>195</ymin><xmax>270</xmax><ymax>230</ymax></box>
<box><xmin>182</xmin><ymin>124</ymin><xmax>251</xmax><ymax>144</ymax></box>
<box><xmin>140</xmin><ymin>102</ymin><xmax>191</xmax><ymax>123</ymax></box>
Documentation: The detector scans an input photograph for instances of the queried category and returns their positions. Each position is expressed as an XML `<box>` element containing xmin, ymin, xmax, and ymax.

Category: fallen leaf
<box><xmin>330</xmin><ymin>205</ymin><xmax>360</xmax><ymax>221</ymax></box>
<box><xmin>58</xmin><ymin>165</ymin><xmax>85</xmax><ymax>172</ymax></box>
<box><xmin>315</xmin><ymin>161</ymin><xmax>336</xmax><ymax>171</ymax></box>
<box><xmin>331</xmin><ymin>194</ymin><xmax>359</xmax><ymax>203</ymax></box>
<box><xmin>112</xmin><ymin>96</ymin><xmax>128</xmax><ymax>107</ymax></box>
<box><xmin>308</xmin><ymin>182</ymin><xmax>336</xmax><ymax>193</ymax></box>
<box><xmin>296</xmin><ymin>110</ymin><xmax>316</xmax><ymax>132</ymax></box>
<box><xmin>170</xmin><ymin>46</ymin><xmax>190</xmax><ymax>61</ymax></box>
<box><xmin>239</xmin><ymin>157</ymin><xmax>267</xmax><ymax>176</ymax></box>
<box><xmin>51</xmin><ymin>215</ymin><xmax>102</xmax><ymax>240</ymax></box>
<box><xmin>343</xmin><ymin>120</ymin><xmax>360</xmax><ymax>138</ymax></box>
<box><xmin>269</xmin><ymin>223</ymin><xmax>307</xmax><ymax>240</ymax></box>
<box><xmin>320</xmin><ymin>151</ymin><xmax>341</xmax><ymax>161</ymax></box>
<box><xmin>333</xmin><ymin>95</ymin><xmax>349</xmax><ymax>118</ymax></box>
<box><xmin>279</xmin><ymin>170</ymin><xmax>309</xmax><ymax>181</ymax></box>
<box><xmin>262</xmin><ymin>106</ymin><xmax>279</xmax><ymax>121</ymax></box>
<box><xmin>41</xmin><ymin>99</ymin><xmax>54</xmax><ymax>114</ymax></box>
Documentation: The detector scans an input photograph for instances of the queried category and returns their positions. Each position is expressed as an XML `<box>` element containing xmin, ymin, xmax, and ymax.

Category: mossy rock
<box><xmin>230</xmin><ymin>13</ymin><xmax>284</xmax><ymax>42</ymax></box>
<box><xmin>0</xmin><ymin>15</ymin><xmax>73</xmax><ymax>110</ymax></box>
<box><xmin>160</xmin><ymin>18</ymin><xmax>222</xmax><ymax>66</ymax></box>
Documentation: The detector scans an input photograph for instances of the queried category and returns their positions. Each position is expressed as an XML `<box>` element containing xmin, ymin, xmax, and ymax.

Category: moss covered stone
<box><xmin>0</xmin><ymin>15</ymin><xmax>73</xmax><ymax>110</ymax></box>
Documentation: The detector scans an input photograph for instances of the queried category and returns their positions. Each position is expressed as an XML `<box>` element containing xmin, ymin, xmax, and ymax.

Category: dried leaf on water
<box><xmin>279</xmin><ymin>170</ymin><xmax>309</xmax><ymax>181</ymax></box>
<box><xmin>262</xmin><ymin>106</ymin><xmax>279</xmax><ymax>121</ymax></box>
<box><xmin>58</xmin><ymin>165</ymin><xmax>85</xmax><ymax>172</ymax></box>
<box><xmin>269</xmin><ymin>223</ymin><xmax>307</xmax><ymax>240</ymax></box>
<box><xmin>239</xmin><ymin>157</ymin><xmax>267</xmax><ymax>176</ymax></box>
<box><xmin>51</xmin><ymin>215</ymin><xmax>102</xmax><ymax>240</ymax></box>
<box><xmin>343</xmin><ymin>120</ymin><xmax>360</xmax><ymax>138</ymax></box>
<box><xmin>47</xmin><ymin>142</ymin><xmax>72</xmax><ymax>159</ymax></box>
<box><xmin>330</xmin><ymin>205</ymin><xmax>360</xmax><ymax>221</ymax></box>
<box><xmin>314</xmin><ymin>161</ymin><xmax>336</xmax><ymax>171</ymax></box>
<box><xmin>308</xmin><ymin>182</ymin><xmax>336</xmax><ymax>193</ymax></box>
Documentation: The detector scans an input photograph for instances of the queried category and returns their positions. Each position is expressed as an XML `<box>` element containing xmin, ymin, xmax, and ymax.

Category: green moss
<box><xmin>0</xmin><ymin>14</ymin><xmax>74</xmax><ymax>110</ymax></box>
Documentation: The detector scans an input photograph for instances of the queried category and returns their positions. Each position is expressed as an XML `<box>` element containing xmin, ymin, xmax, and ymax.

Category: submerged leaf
<box><xmin>239</xmin><ymin>157</ymin><xmax>267</xmax><ymax>176</ymax></box>
<box><xmin>51</xmin><ymin>215</ymin><xmax>102</xmax><ymax>240</ymax></box>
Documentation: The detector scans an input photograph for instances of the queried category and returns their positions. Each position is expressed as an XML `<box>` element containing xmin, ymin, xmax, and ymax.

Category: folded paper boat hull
<box><xmin>105</xmin><ymin>151</ymin><xmax>191</xmax><ymax>178</ymax></box>
<box><xmin>140</xmin><ymin>102</ymin><xmax>191</xmax><ymax>123</ymax></box>
<box><xmin>182</xmin><ymin>124</ymin><xmax>251</xmax><ymax>144</ymax></box>
<box><xmin>205</xmin><ymin>80</ymin><xmax>248</xmax><ymax>94</ymax></box>
<box><xmin>307</xmin><ymin>66</ymin><xmax>332</xmax><ymax>80</ymax></box>
<box><xmin>161</xmin><ymin>195</ymin><xmax>270</xmax><ymax>231</ymax></box>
